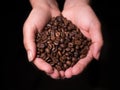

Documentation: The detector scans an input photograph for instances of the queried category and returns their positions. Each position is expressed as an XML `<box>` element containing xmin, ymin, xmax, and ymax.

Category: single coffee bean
<box><xmin>45</xmin><ymin>48</ymin><xmax>50</xmax><ymax>54</ymax></box>
<box><xmin>39</xmin><ymin>43</ymin><xmax>45</xmax><ymax>49</ymax></box>
<box><xmin>55</xmin><ymin>65</ymin><xmax>62</xmax><ymax>71</ymax></box>
<box><xmin>68</xmin><ymin>42</ymin><xmax>74</xmax><ymax>48</ymax></box>
<box><xmin>63</xmin><ymin>64</ymin><xmax>68</xmax><ymax>70</ymax></box>
<box><xmin>66</xmin><ymin>60</ymin><xmax>72</xmax><ymax>66</ymax></box>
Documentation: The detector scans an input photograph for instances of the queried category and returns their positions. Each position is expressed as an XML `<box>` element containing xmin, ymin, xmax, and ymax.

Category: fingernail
<box><xmin>27</xmin><ymin>50</ymin><xmax>33</xmax><ymax>62</ymax></box>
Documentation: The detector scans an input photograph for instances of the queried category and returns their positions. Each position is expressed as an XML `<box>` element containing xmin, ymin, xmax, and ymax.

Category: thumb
<box><xmin>23</xmin><ymin>22</ymin><xmax>36</xmax><ymax>62</ymax></box>
<box><xmin>90</xmin><ymin>21</ymin><xmax>103</xmax><ymax>60</ymax></box>
<box><xmin>23</xmin><ymin>8</ymin><xmax>51</xmax><ymax>62</ymax></box>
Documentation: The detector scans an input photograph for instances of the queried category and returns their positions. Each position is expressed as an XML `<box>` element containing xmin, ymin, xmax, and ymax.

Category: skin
<box><xmin>23</xmin><ymin>0</ymin><xmax>61</xmax><ymax>79</ymax></box>
<box><xmin>60</xmin><ymin>0</ymin><xmax>103</xmax><ymax>78</ymax></box>
<box><xmin>23</xmin><ymin>0</ymin><xmax>103</xmax><ymax>79</ymax></box>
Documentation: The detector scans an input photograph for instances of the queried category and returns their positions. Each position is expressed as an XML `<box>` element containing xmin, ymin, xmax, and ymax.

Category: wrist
<box><xmin>64</xmin><ymin>0</ymin><xmax>90</xmax><ymax>9</ymax></box>
<box><xmin>29</xmin><ymin>0</ymin><xmax>58</xmax><ymax>9</ymax></box>
<box><xmin>65</xmin><ymin>0</ymin><xmax>90</xmax><ymax>4</ymax></box>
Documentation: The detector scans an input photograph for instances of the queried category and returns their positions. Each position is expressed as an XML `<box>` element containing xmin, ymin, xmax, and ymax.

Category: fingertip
<box><xmin>72</xmin><ymin>66</ymin><xmax>83</xmax><ymax>76</ymax></box>
<box><xmin>59</xmin><ymin>71</ymin><xmax>65</xmax><ymax>79</ymax></box>
<box><xmin>72</xmin><ymin>62</ymin><xmax>85</xmax><ymax>75</ymax></box>
<box><xmin>49</xmin><ymin>69</ymin><xmax>60</xmax><ymax>79</ymax></box>
<box><xmin>33</xmin><ymin>58</ymin><xmax>54</xmax><ymax>74</ymax></box>
<box><xmin>44</xmin><ymin>65</ymin><xmax>54</xmax><ymax>74</ymax></box>
<box><xmin>65</xmin><ymin>67</ymin><xmax>72</xmax><ymax>78</ymax></box>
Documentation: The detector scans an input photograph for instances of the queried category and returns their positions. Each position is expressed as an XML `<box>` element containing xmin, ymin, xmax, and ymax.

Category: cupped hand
<box><xmin>61</xmin><ymin>1</ymin><xmax>103</xmax><ymax>78</ymax></box>
<box><xmin>23</xmin><ymin>0</ymin><xmax>61</xmax><ymax>79</ymax></box>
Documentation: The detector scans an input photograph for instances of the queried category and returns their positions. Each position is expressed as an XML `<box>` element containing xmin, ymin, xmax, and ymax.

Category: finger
<box><xmin>72</xmin><ymin>50</ymin><xmax>93</xmax><ymax>76</ymax></box>
<box><xmin>33</xmin><ymin>58</ymin><xmax>54</xmax><ymax>74</ymax></box>
<box><xmin>48</xmin><ymin>69</ymin><xmax>60</xmax><ymax>79</ymax></box>
<box><xmin>64</xmin><ymin>67</ymin><xmax>72</xmax><ymax>78</ymax></box>
<box><xmin>59</xmin><ymin>70</ymin><xmax>65</xmax><ymax>79</ymax></box>
<box><xmin>23</xmin><ymin>9</ymin><xmax>50</xmax><ymax>62</ymax></box>
<box><xmin>89</xmin><ymin>21</ymin><xmax>103</xmax><ymax>60</ymax></box>
<box><xmin>23</xmin><ymin>18</ymin><xmax>36</xmax><ymax>62</ymax></box>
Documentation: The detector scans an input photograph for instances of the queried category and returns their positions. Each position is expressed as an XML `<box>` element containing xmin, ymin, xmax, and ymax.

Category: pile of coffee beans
<box><xmin>35</xmin><ymin>15</ymin><xmax>91</xmax><ymax>71</ymax></box>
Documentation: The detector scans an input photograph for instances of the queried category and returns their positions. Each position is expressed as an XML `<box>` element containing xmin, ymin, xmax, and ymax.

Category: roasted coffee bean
<box><xmin>56</xmin><ymin>16</ymin><xmax>63</xmax><ymax>22</ymax></box>
<box><xmin>53</xmin><ymin>21</ymin><xmax>58</xmax><ymax>26</ymax></box>
<box><xmin>45</xmin><ymin>56</ymin><xmax>50</xmax><ymax>61</ymax></box>
<box><xmin>54</xmin><ymin>40</ymin><xmax>59</xmax><ymax>46</ymax></box>
<box><xmin>52</xmin><ymin>58</ymin><xmax>59</xmax><ymax>64</ymax></box>
<box><xmin>60</xmin><ymin>43</ymin><xmax>66</xmax><ymax>48</ymax></box>
<box><xmin>39</xmin><ymin>43</ymin><xmax>45</xmax><ymax>48</ymax></box>
<box><xmin>49</xmin><ymin>62</ymin><xmax>55</xmax><ymax>66</ymax></box>
<box><xmin>46</xmin><ymin>59</ymin><xmax>52</xmax><ymax>63</ymax></box>
<box><xmin>65</xmin><ymin>47</ymin><xmax>71</xmax><ymax>52</ymax></box>
<box><xmin>63</xmin><ymin>64</ymin><xmax>68</xmax><ymax>70</ymax></box>
<box><xmin>66</xmin><ymin>60</ymin><xmax>72</xmax><ymax>66</ymax></box>
<box><xmin>66</xmin><ymin>56</ymin><xmax>71</xmax><ymax>60</ymax></box>
<box><xmin>74</xmin><ymin>40</ymin><xmax>82</xmax><ymax>45</ymax></box>
<box><xmin>55</xmin><ymin>31</ymin><xmax>60</xmax><ymax>37</ymax></box>
<box><xmin>71</xmin><ymin>62</ymin><xmax>76</xmax><ymax>67</ymax></box>
<box><xmin>57</xmin><ymin>62</ymin><xmax>62</xmax><ymax>66</ymax></box>
<box><xmin>35</xmin><ymin>15</ymin><xmax>91</xmax><ymax>71</ymax></box>
<box><xmin>58</xmin><ymin>47</ymin><xmax>62</xmax><ymax>51</ymax></box>
<box><xmin>55</xmin><ymin>65</ymin><xmax>62</xmax><ymax>71</ymax></box>
<box><xmin>58</xmin><ymin>51</ymin><xmax>62</xmax><ymax>56</ymax></box>
<box><xmin>40</xmin><ymin>53</ymin><xmax>46</xmax><ymax>60</ymax></box>
<box><xmin>45</xmin><ymin>48</ymin><xmax>50</xmax><ymax>53</ymax></box>
<box><xmin>74</xmin><ymin>51</ymin><xmax>79</xmax><ymax>57</ymax></box>
<box><xmin>65</xmin><ymin>53</ymin><xmax>69</xmax><ymax>56</ymax></box>
<box><xmin>68</xmin><ymin>23</ymin><xmax>75</xmax><ymax>31</ymax></box>
<box><xmin>46</xmin><ymin>23</ymin><xmax>52</xmax><ymax>28</ymax></box>
<box><xmin>80</xmin><ymin>54</ymin><xmax>86</xmax><ymax>59</ymax></box>
<box><xmin>75</xmin><ymin>45</ymin><xmax>80</xmax><ymax>50</ymax></box>
<box><xmin>68</xmin><ymin>42</ymin><xmax>74</xmax><ymax>48</ymax></box>
<box><xmin>60</xmin><ymin>38</ymin><xmax>64</xmax><ymax>43</ymax></box>
<box><xmin>36</xmin><ymin>55</ymin><xmax>40</xmax><ymax>58</ymax></box>
<box><xmin>72</xmin><ymin>57</ymin><xmax>77</xmax><ymax>62</ymax></box>
<box><xmin>39</xmin><ymin>49</ymin><xmax>44</xmax><ymax>53</ymax></box>
<box><xmin>71</xmin><ymin>48</ymin><xmax>75</xmax><ymax>52</ymax></box>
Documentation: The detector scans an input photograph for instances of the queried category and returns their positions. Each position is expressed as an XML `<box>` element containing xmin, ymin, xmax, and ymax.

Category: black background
<box><xmin>4</xmin><ymin>0</ymin><xmax>119</xmax><ymax>90</ymax></box>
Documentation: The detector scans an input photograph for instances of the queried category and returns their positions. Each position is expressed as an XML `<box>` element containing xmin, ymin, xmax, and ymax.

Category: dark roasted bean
<box><xmin>55</xmin><ymin>31</ymin><xmax>60</xmax><ymax>37</ymax></box>
<box><xmin>45</xmin><ymin>48</ymin><xmax>50</xmax><ymax>53</ymax></box>
<box><xmin>39</xmin><ymin>43</ymin><xmax>45</xmax><ymax>48</ymax></box>
<box><xmin>63</xmin><ymin>64</ymin><xmax>68</xmax><ymax>70</ymax></box>
<box><xmin>65</xmin><ymin>47</ymin><xmax>71</xmax><ymax>52</ymax></box>
<box><xmin>71</xmin><ymin>48</ymin><xmax>75</xmax><ymax>52</ymax></box>
<box><xmin>55</xmin><ymin>65</ymin><xmax>62</xmax><ymax>71</ymax></box>
<box><xmin>54</xmin><ymin>40</ymin><xmax>59</xmax><ymax>46</ymax></box>
<box><xmin>66</xmin><ymin>61</ymin><xmax>72</xmax><ymax>66</ymax></box>
<box><xmin>60</xmin><ymin>44</ymin><xmax>66</xmax><ymax>48</ymax></box>
<box><xmin>68</xmin><ymin>42</ymin><xmax>74</xmax><ymax>48</ymax></box>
